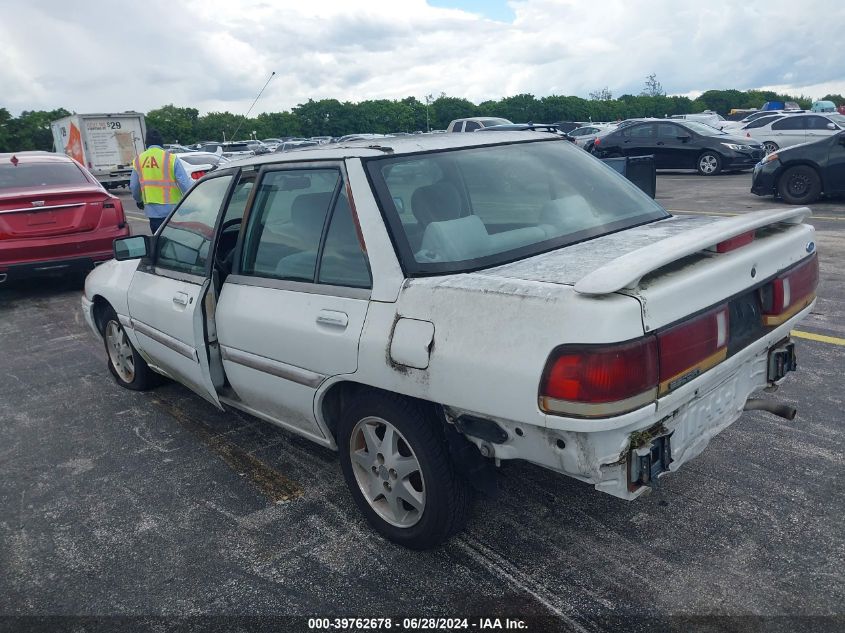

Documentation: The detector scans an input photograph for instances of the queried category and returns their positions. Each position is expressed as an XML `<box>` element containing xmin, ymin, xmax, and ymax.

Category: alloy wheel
<box><xmin>105</xmin><ymin>321</ymin><xmax>135</xmax><ymax>383</ymax></box>
<box><xmin>349</xmin><ymin>416</ymin><xmax>426</xmax><ymax>528</ymax></box>
<box><xmin>699</xmin><ymin>154</ymin><xmax>719</xmax><ymax>174</ymax></box>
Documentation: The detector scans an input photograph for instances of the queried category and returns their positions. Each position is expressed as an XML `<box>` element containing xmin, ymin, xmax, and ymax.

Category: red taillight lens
<box><xmin>191</xmin><ymin>170</ymin><xmax>206</xmax><ymax>180</ymax></box>
<box><xmin>762</xmin><ymin>254</ymin><xmax>818</xmax><ymax>325</ymax></box>
<box><xmin>713</xmin><ymin>230</ymin><xmax>755</xmax><ymax>253</ymax></box>
<box><xmin>593</xmin><ymin>138</ymin><xmax>601</xmax><ymax>147</ymax></box>
<box><xmin>657</xmin><ymin>305</ymin><xmax>728</xmax><ymax>394</ymax></box>
<box><xmin>540</xmin><ymin>338</ymin><xmax>658</xmax><ymax>417</ymax></box>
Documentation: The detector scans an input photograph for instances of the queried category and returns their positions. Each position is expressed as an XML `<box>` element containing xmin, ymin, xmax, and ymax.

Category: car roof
<box><xmin>222</xmin><ymin>131</ymin><xmax>562</xmax><ymax>168</ymax></box>
<box><xmin>1</xmin><ymin>151</ymin><xmax>76</xmax><ymax>165</ymax></box>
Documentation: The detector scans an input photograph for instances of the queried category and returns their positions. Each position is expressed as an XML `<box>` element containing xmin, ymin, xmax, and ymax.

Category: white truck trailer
<box><xmin>51</xmin><ymin>112</ymin><xmax>146</xmax><ymax>189</ymax></box>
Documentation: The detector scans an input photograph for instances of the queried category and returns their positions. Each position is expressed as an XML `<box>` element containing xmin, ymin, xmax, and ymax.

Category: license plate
<box><xmin>768</xmin><ymin>340</ymin><xmax>797</xmax><ymax>382</ymax></box>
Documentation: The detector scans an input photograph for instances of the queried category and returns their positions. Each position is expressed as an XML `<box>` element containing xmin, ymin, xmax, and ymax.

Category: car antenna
<box><xmin>231</xmin><ymin>71</ymin><xmax>276</xmax><ymax>140</ymax></box>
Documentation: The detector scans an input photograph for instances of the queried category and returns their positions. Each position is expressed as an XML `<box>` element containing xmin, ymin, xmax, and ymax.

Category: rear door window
<box><xmin>772</xmin><ymin>118</ymin><xmax>805</xmax><ymax>130</ymax></box>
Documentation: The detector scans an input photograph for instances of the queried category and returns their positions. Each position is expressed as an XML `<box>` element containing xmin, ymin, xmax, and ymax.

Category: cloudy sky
<box><xmin>2</xmin><ymin>0</ymin><xmax>843</xmax><ymax>116</ymax></box>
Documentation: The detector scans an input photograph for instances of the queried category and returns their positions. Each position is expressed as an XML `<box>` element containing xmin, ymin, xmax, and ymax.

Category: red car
<box><xmin>0</xmin><ymin>152</ymin><xmax>130</xmax><ymax>284</ymax></box>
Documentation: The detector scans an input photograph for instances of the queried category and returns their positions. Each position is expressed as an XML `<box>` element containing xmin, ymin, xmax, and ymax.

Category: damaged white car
<box><xmin>82</xmin><ymin>133</ymin><xmax>818</xmax><ymax>548</ymax></box>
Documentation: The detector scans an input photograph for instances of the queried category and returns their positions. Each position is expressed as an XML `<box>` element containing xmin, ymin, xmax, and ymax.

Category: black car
<box><xmin>592</xmin><ymin>119</ymin><xmax>766</xmax><ymax>175</ymax></box>
<box><xmin>751</xmin><ymin>131</ymin><xmax>845</xmax><ymax>204</ymax></box>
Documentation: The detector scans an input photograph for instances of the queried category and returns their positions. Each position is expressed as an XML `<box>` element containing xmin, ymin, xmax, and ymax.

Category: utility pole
<box><xmin>425</xmin><ymin>93</ymin><xmax>434</xmax><ymax>132</ymax></box>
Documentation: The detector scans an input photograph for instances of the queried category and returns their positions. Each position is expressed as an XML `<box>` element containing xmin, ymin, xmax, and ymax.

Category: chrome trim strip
<box><xmin>220</xmin><ymin>345</ymin><xmax>325</xmax><ymax>388</ymax></box>
<box><xmin>225</xmin><ymin>274</ymin><xmax>370</xmax><ymax>300</ymax></box>
<box><xmin>131</xmin><ymin>319</ymin><xmax>198</xmax><ymax>362</ymax></box>
<box><xmin>540</xmin><ymin>388</ymin><xmax>658</xmax><ymax>419</ymax></box>
<box><xmin>0</xmin><ymin>202</ymin><xmax>84</xmax><ymax>214</ymax></box>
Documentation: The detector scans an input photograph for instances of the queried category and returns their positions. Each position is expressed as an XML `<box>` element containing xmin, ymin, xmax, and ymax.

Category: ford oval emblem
<box><xmin>806</xmin><ymin>241</ymin><xmax>815</xmax><ymax>253</ymax></box>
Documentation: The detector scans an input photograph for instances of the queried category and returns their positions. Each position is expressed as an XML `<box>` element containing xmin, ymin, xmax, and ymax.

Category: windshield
<box><xmin>367</xmin><ymin>139</ymin><xmax>668</xmax><ymax>275</ymax></box>
<box><xmin>480</xmin><ymin>118</ymin><xmax>511</xmax><ymax>127</ymax></box>
<box><xmin>681</xmin><ymin>121</ymin><xmax>726</xmax><ymax>136</ymax></box>
<box><xmin>0</xmin><ymin>161</ymin><xmax>90</xmax><ymax>189</ymax></box>
<box><xmin>828</xmin><ymin>114</ymin><xmax>845</xmax><ymax>127</ymax></box>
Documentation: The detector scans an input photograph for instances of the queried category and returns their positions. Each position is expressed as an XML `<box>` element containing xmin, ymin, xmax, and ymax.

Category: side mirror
<box><xmin>827</xmin><ymin>122</ymin><xmax>837</xmax><ymax>130</ymax></box>
<box><xmin>114</xmin><ymin>235</ymin><xmax>151</xmax><ymax>260</ymax></box>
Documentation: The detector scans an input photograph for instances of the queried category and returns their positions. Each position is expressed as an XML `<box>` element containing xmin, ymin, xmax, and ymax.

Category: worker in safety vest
<box><xmin>130</xmin><ymin>129</ymin><xmax>193</xmax><ymax>233</ymax></box>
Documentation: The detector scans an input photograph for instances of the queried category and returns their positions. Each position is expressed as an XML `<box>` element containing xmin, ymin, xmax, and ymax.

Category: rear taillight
<box><xmin>593</xmin><ymin>138</ymin><xmax>601</xmax><ymax>147</ymax></box>
<box><xmin>761</xmin><ymin>254</ymin><xmax>818</xmax><ymax>325</ymax></box>
<box><xmin>539</xmin><ymin>306</ymin><xmax>731</xmax><ymax>417</ymax></box>
<box><xmin>539</xmin><ymin>338</ymin><xmax>658</xmax><ymax>417</ymax></box>
<box><xmin>657</xmin><ymin>305</ymin><xmax>728</xmax><ymax>394</ymax></box>
<box><xmin>191</xmin><ymin>170</ymin><xmax>206</xmax><ymax>180</ymax></box>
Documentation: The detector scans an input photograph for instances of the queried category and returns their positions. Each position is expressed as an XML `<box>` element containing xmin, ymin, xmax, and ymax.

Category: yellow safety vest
<box><xmin>133</xmin><ymin>147</ymin><xmax>182</xmax><ymax>205</ymax></box>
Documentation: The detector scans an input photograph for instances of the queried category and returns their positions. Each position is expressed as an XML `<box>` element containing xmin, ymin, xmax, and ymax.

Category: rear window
<box><xmin>0</xmin><ymin>161</ymin><xmax>90</xmax><ymax>189</ymax></box>
<box><xmin>367</xmin><ymin>139</ymin><xmax>668</xmax><ymax>275</ymax></box>
<box><xmin>179</xmin><ymin>154</ymin><xmax>223</xmax><ymax>166</ymax></box>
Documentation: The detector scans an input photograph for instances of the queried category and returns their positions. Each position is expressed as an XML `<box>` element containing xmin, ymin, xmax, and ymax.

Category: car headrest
<box><xmin>291</xmin><ymin>192</ymin><xmax>333</xmax><ymax>241</ymax></box>
<box><xmin>411</xmin><ymin>181</ymin><xmax>462</xmax><ymax>227</ymax></box>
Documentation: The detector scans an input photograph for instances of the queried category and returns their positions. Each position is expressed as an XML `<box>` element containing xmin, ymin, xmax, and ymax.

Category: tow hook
<box><xmin>744</xmin><ymin>398</ymin><xmax>797</xmax><ymax>420</ymax></box>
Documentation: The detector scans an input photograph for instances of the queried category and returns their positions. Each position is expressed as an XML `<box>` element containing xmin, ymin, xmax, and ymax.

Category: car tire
<box><xmin>763</xmin><ymin>141</ymin><xmax>779</xmax><ymax>154</ymax></box>
<box><xmin>338</xmin><ymin>392</ymin><xmax>472</xmax><ymax>549</ymax></box>
<box><xmin>101</xmin><ymin>306</ymin><xmax>156</xmax><ymax>391</ymax></box>
<box><xmin>697</xmin><ymin>151</ymin><xmax>722</xmax><ymax>176</ymax></box>
<box><xmin>777</xmin><ymin>165</ymin><xmax>822</xmax><ymax>205</ymax></box>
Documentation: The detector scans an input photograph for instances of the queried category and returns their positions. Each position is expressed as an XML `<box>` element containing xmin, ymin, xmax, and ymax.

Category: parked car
<box><xmin>175</xmin><ymin>152</ymin><xmax>229</xmax><ymax>181</ymax></box>
<box><xmin>82</xmin><ymin>133</ymin><xmax>817</xmax><ymax>548</ymax></box>
<box><xmin>274</xmin><ymin>140</ymin><xmax>321</xmax><ymax>152</ymax></box>
<box><xmin>1</xmin><ymin>151</ymin><xmax>129</xmax><ymax>284</ymax></box>
<box><xmin>811</xmin><ymin>100</ymin><xmax>836</xmax><ymax>113</ymax></box>
<box><xmin>751</xmin><ymin>130</ymin><xmax>845</xmax><ymax>204</ymax></box>
<box><xmin>670</xmin><ymin>112</ymin><xmax>726</xmax><ymax>128</ymax></box>
<box><xmin>199</xmin><ymin>142</ymin><xmax>255</xmax><ymax>160</ymax></box>
<box><xmin>592</xmin><ymin>119</ymin><xmax>765</xmax><ymax>175</ymax></box>
<box><xmin>742</xmin><ymin>113</ymin><xmax>845</xmax><ymax>154</ymax></box>
<box><xmin>719</xmin><ymin>110</ymin><xmax>806</xmax><ymax>133</ymax></box>
<box><xmin>568</xmin><ymin>124</ymin><xmax>616</xmax><ymax>149</ymax></box>
<box><xmin>446</xmin><ymin>117</ymin><xmax>512</xmax><ymax>132</ymax></box>
<box><xmin>476</xmin><ymin>123</ymin><xmax>571</xmax><ymax>138</ymax></box>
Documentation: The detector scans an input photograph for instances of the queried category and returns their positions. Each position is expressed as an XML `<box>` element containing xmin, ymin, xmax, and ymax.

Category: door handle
<box><xmin>173</xmin><ymin>292</ymin><xmax>189</xmax><ymax>306</ymax></box>
<box><xmin>316</xmin><ymin>310</ymin><xmax>348</xmax><ymax>328</ymax></box>
<box><xmin>656</xmin><ymin>141</ymin><xmax>665</xmax><ymax>146</ymax></box>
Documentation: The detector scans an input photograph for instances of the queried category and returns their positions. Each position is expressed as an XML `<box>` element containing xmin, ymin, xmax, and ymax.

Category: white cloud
<box><xmin>1</xmin><ymin>0</ymin><xmax>843</xmax><ymax>116</ymax></box>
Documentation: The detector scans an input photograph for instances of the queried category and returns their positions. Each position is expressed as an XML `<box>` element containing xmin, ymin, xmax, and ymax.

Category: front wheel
<box><xmin>697</xmin><ymin>151</ymin><xmax>722</xmax><ymax>175</ymax></box>
<box><xmin>102</xmin><ymin>306</ymin><xmax>156</xmax><ymax>390</ymax></box>
<box><xmin>777</xmin><ymin>165</ymin><xmax>822</xmax><ymax>205</ymax></box>
<box><xmin>763</xmin><ymin>141</ymin><xmax>779</xmax><ymax>154</ymax></box>
<box><xmin>338</xmin><ymin>393</ymin><xmax>471</xmax><ymax>549</ymax></box>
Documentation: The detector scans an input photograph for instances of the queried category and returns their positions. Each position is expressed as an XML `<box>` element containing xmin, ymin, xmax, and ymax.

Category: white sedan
<box><xmin>742</xmin><ymin>113</ymin><xmax>845</xmax><ymax>154</ymax></box>
<box><xmin>82</xmin><ymin>133</ymin><xmax>818</xmax><ymax>548</ymax></box>
<box><xmin>174</xmin><ymin>151</ymin><xmax>229</xmax><ymax>181</ymax></box>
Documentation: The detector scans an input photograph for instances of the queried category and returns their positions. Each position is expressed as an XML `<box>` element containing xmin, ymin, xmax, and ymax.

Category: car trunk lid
<box><xmin>0</xmin><ymin>185</ymin><xmax>110</xmax><ymax>240</ymax></box>
<box><xmin>478</xmin><ymin>207</ymin><xmax>815</xmax><ymax>332</ymax></box>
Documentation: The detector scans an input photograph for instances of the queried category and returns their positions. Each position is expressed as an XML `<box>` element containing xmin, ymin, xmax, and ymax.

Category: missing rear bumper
<box><xmin>628</xmin><ymin>433</ymin><xmax>672</xmax><ymax>492</ymax></box>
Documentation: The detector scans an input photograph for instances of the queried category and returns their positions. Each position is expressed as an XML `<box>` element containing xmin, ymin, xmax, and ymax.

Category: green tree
<box><xmin>640</xmin><ymin>73</ymin><xmax>665</xmax><ymax>97</ymax></box>
<box><xmin>146</xmin><ymin>105</ymin><xmax>199</xmax><ymax>144</ymax></box>
<box><xmin>0</xmin><ymin>107</ymin><xmax>12</xmax><ymax>152</ymax></box>
<box><xmin>194</xmin><ymin>111</ymin><xmax>249</xmax><ymax>142</ymax></box>
<box><xmin>254</xmin><ymin>111</ymin><xmax>302</xmax><ymax>138</ymax></box>
<box><xmin>430</xmin><ymin>95</ymin><xmax>478</xmax><ymax>129</ymax></box>
<box><xmin>6</xmin><ymin>108</ymin><xmax>71</xmax><ymax>151</ymax></box>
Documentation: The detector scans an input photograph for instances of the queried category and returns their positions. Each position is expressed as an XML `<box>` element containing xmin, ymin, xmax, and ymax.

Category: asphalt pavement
<box><xmin>1</xmin><ymin>174</ymin><xmax>843</xmax><ymax>633</ymax></box>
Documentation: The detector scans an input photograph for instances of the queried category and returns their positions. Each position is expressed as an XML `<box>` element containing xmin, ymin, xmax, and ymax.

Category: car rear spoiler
<box><xmin>574</xmin><ymin>207</ymin><xmax>812</xmax><ymax>295</ymax></box>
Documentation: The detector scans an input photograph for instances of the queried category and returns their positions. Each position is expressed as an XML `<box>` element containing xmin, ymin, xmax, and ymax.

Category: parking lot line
<box><xmin>791</xmin><ymin>330</ymin><xmax>845</xmax><ymax>346</ymax></box>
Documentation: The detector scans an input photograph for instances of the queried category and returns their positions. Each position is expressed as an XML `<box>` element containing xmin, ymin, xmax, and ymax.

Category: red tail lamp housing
<box><xmin>540</xmin><ymin>338</ymin><xmax>658</xmax><ymax>418</ymax></box>
<box><xmin>191</xmin><ymin>170</ymin><xmax>207</xmax><ymax>180</ymax></box>
<box><xmin>761</xmin><ymin>254</ymin><xmax>818</xmax><ymax>326</ymax></box>
<box><xmin>540</xmin><ymin>306</ymin><xmax>730</xmax><ymax>417</ymax></box>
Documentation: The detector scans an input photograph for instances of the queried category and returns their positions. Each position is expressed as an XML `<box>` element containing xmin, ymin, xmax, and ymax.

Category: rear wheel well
<box><xmin>320</xmin><ymin>382</ymin><xmax>438</xmax><ymax>444</ymax></box>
